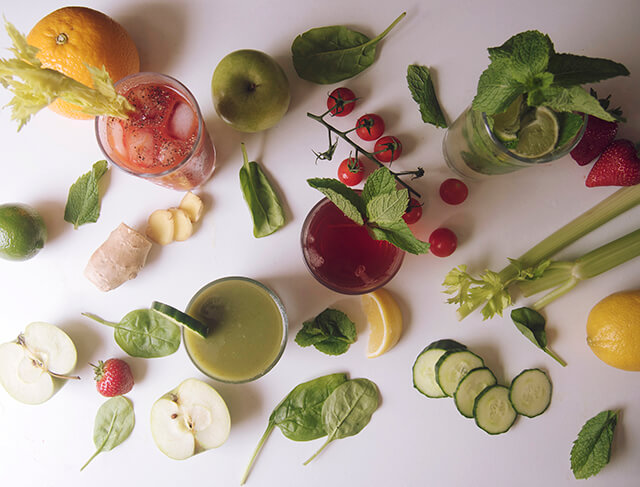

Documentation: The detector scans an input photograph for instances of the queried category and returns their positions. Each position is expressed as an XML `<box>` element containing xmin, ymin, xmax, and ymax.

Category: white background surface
<box><xmin>1</xmin><ymin>1</ymin><xmax>639</xmax><ymax>486</ymax></box>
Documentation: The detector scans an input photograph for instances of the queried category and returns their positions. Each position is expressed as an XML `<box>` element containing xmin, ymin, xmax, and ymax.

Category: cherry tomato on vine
<box><xmin>439</xmin><ymin>178</ymin><xmax>469</xmax><ymax>205</ymax></box>
<box><xmin>327</xmin><ymin>87</ymin><xmax>356</xmax><ymax>117</ymax></box>
<box><xmin>402</xmin><ymin>197</ymin><xmax>423</xmax><ymax>224</ymax></box>
<box><xmin>355</xmin><ymin>113</ymin><xmax>385</xmax><ymax>141</ymax></box>
<box><xmin>429</xmin><ymin>228</ymin><xmax>457</xmax><ymax>257</ymax></box>
<box><xmin>338</xmin><ymin>157</ymin><xmax>364</xmax><ymax>186</ymax></box>
<box><xmin>374</xmin><ymin>136</ymin><xmax>402</xmax><ymax>163</ymax></box>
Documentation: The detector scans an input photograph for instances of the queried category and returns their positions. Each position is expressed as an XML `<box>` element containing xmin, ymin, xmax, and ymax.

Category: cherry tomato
<box><xmin>429</xmin><ymin>228</ymin><xmax>457</xmax><ymax>257</ymax></box>
<box><xmin>327</xmin><ymin>87</ymin><xmax>356</xmax><ymax>117</ymax></box>
<box><xmin>439</xmin><ymin>178</ymin><xmax>469</xmax><ymax>205</ymax></box>
<box><xmin>374</xmin><ymin>136</ymin><xmax>402</xmax><ymax>163</ymax></box>
<box><xmin>402</xmin><ymin>197</ymin><xmax>423</xmax><ymax>225</ymax></box>
<box><xmin>355</xmin><ymin>113</ymin><xmax>385</xmax><ymax>141</ymax></box>
<box><xmin>337</xmin><ymin>157</ymin><xmax>364</xmax><ymax>186</ymax></box>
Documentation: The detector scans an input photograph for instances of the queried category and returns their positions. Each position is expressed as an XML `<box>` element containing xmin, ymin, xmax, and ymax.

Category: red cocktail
<box><xmin>95</xmin><ymin>72</ymin><xmax>215</xmax><ymax>190</ymax></box>
<box><xmin>301</xmin><ymin>197</ymin><xmax>404</xmax><ymax>294</ymax></box>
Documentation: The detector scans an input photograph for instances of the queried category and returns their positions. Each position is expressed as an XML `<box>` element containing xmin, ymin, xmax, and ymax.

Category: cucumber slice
<box><xmin>454</xmin><ymin>367</ymin><xmax>497</xmax><ymax>418</ymax></box>
<box><xmin>509</xmin><ymin>368</ymin><xmax>552</xmax><ymax>418</ymax></box>
<box><xmin>435</xmin><ymin>350</ymin><xmax>484</xmax><ymax>397</ymax></box>
<box><xmin>151</xmin><ymin>301</ymin><xmax>209</xmax><ymax>338</ymax></box>
<box><xmin>413</xmin><ymin>339</ymin><xmax>466</xmax><ymax>398</ymax></box>
<box><xmin>474</xmin><ymin>385</ymin><xmax>517</xmax><ymax>435</ymax></box>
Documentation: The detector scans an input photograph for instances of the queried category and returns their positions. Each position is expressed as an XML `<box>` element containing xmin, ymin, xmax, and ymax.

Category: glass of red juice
<box><xmin>95</xmin><ymin>72</ymin><xmax>215</xmax><ymax>190</ymax></box>
<box><xmin>301</xmin><ymin>196</ymin><xmax>405</xmax><ymax>294</ymax></box>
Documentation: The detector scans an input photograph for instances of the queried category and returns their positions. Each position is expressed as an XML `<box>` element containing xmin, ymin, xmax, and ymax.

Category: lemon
<box><xmin>491</xmin><ymin>95</ymin><xmax>524</xmax><ymax>142</ymax></box>
<box><xmin>586</xmin><ymin>290</ymin><xmax>640</xmax><ymax>371</ymax></box>
<box><xmin>0</xmin><ymin>204</ymin><xmax>47</xmax><ymax>261</ymax></box>
<box><xmin>362</xmin><ymin>288</ymin><xmax>403</xmax><ymax>358</ymax></box>
<box><xmin>513</xmin><ymin>106</ymin><xmax>559</xmax><ymax>158</ymax></box>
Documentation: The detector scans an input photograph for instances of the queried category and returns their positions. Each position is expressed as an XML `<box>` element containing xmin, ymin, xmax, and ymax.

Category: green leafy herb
<box><xmin>239</xmin><ymin>143</ymin><xmax>285</xmax><ymax>238</ymax></box>
<box><xmin>0</xmin><ymin>21</ymin><xmax>133</xmax><ymax>130</ymax></box>
<box><xmin>82</xmin><ymin>309</ymin><xmax>181</xmax><ymax>358</ymax></box>
<box><xmin>240</xmin><ymin>373</ymin><xmax>348</xmax><ymax>485</ymax></box>
<box><xmin>81</xmin><ymin>396</ymin><xmax>135</xmax><ymax>471</ymax></box>
<box><xmin>366</xmin><ymin>191</ymin><xmax>409</xmax><ymax>226</ymax></box>
<box><xmin>407</xmin><ymin>64</ymin><xmax>447</xmax><ymax>128</ymax></box>
<box><xmin>64</xmin><ymin>160</ymin><xmax>109</xmax><ymax>229</ymax></box>
<box><xmin>291</xmin><ymin>12</ymin><xmax>405</xmax><ymax>84</ymax></box>
<box><xmin>361</xmin><ymin>165</ymin><xmax>396</xmax><ymax>204</ymax></box>
<box><xmin>307</xmin><ymin>178</ymin><xmax>364</xmax><ymax>225</ymax></box>
<box><xmin>295</xmin><ymin>308</ymin><xmax>357</xmax><ymax>356</ymax></box>
<box><xmin>510</xmin><ymin>307</ymin><xmax>566</xmax><ymax>366</ymax></box>
<box><xmin>304</xmin><ymin>378</ymin><xmax>379</xmax><ymax>464</ymax></box>
<box><xmin>548</xmin><ymin>53</ymin><xmax>630</xmax><ymax>87</ymax></box>
<box><xmin>570</xmin><ymin>410</ymin><xmax>618</xmax><ymax>479</ymax></box>
<box><xmin>555</xmin><ymin>112</ymin><xmax>585</xmax><ymax>147</ymax></box>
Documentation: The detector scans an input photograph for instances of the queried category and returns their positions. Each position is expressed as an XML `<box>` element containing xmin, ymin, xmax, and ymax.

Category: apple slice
<box><xmin>150</xmin><ymin>378</ymin><xmax>231</xmax><ymax>460</ymax></box>
<box><xmin>0</xmin><ymin>322</ymin><xmax>78</xmax><ymax>404</ymax></box>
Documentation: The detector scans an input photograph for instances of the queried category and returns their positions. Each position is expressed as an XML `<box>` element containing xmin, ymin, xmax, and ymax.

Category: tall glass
<box><xmin>442</xmin><ymin>106</ymin><xmax>587</xmax><ymax>179</ymax></box>
<box><xmin>301</xmin><ymin>197</ymin><xmax>404</xmax><ymax>295</ymax></box>
<box><xmin>96</xmin><ymin>72</ymin><xmax>215</xmax><ymax>190</ymax></box>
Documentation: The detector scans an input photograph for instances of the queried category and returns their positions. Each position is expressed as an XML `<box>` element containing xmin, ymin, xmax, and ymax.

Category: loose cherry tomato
<box><xmin>355</xmin><ymin>113</ymin><xmax>385</xmax><ymax>141</ymax></box>
<box><xmin>402</xmin><ymin>197</ymin><xmax>423</xmax><ymax>224</ymax></box>
<box><xmin>337</xmin><ymin>157</ymin><xmax>364</xmax><ymax>186</ymax></box>
<box><xmin>439</xmin><ymin>178</ymin><xmax>469</xmax><ymax>205</ymax></box>
<box><xmin>327</xmin><ymin>87</ymin><xmax>356</xmax><ymax>117</ymax></box>
<box><xmin>429</xmin><ymin>228</ymin><xmax>457</xmax><ymax>257</ymax></box>
<box><xmin>374</xmin><ymin>136</ymin><xmax>402</xmax><ymax>163</ymax></box>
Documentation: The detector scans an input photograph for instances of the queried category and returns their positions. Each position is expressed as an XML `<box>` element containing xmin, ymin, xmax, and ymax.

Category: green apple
<box><xmin>211</xmin><ymin>49</ymin><xmax>290</xmax><ymax>133</ymax></box>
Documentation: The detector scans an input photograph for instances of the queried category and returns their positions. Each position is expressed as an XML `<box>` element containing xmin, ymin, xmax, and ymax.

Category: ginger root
<box><xmin>179</xmin><ymin>191</ymin><xmax>204</xmax><ymax>223</ymax></box>
<box><xmin>146</xmin><ymin>209</ymin><xmax>175</xmax><ymax>245</ymax></box>
<box><xmin>85</xmin><ymin>223</ymin><xmax>152</xmax><ymax>292</ymax></box>
<box><xmin>145</xmin><ymin>192</ymin><xmax>203</xmax><ymax>245</ymax></box>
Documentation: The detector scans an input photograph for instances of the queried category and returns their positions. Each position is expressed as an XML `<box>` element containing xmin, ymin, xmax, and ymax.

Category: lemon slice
<box><xmin>513</xmin><ymin>106</ymin><xmax>559</xmax><ymax>158</ymax></box>
<box><xmin>362</xmin><ymin>288</ymin><xmax>403</xmax><ymax>358</ymax></box>
<box><xmin>491</xmin><ymin>95</ymin><xmax>524</xmax><ymax>142</ymax></box>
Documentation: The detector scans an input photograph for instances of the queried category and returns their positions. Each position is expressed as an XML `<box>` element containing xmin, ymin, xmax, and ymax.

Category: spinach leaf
<box><xmin>64</xmin><ymin>160</ymin><xmax>109</xmax><ymax>229</ymax></box>
<box><xmin>571</xmin><ymin>410</ymin><xmax>618</xmax><ymax>479</ymax></box>
<box><xmin>406</xmin><ymin>65</ymin><xmax>448</xmax><ymax>128</ymax></box>
<box><xmin>239</xmin><ymin>143</ymin><xmax>286</xmax><ymax>238</ymax></box>
<box><xmin>81</xmin><ymin>396</ymin><xmax>135</xmax><ymax>470</ymax></box>
<box><xmin>295</xmin><ymin>308</ymin><xmax>357</xmax><ymax>356</ymax></box>
<box><xmin>510</xmin><ymin>307</ymin><xmax>566</xmax><ymax>366</ymax></box>
<box><xmin>82</xmin><ymin>309</ymin><xmax>181</xmax><ymax>358</ymax></box>
<box><xmin>240</xmin><ymin>373</ymin><xmax>348</xmax><ymax>485</ymax></box>
<box><xmin>304</xmin><ymin>378</ymin><xmax>379</xmax><ymax>464</ymax></box>
<box><xmin>292</xmin><ymin>12</ymin><xmax>406</xmax><ymax>84</ymax></box>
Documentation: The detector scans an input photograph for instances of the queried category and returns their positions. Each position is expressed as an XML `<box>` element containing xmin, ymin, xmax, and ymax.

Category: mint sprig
<box><xmin>570</xmin><ymin>410</ymin><xmax>618</xmax><ymax>479</ymax></box>
<box><xmin>307</xmin><ymin>167</ymin><xmax>429</xmax><ymax>255</ymax></box>
<box><xmin>406</xmin><ymin>64</ymin><xmax>447</xmax><ymax>128</ymax></box>
<box><xmin>64</xmin><ymin>160</ymin><xmax>109</xmax><ymax>229</ymax></box>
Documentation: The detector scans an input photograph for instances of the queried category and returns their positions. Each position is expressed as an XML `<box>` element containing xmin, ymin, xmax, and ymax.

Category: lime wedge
<box><xmin>491</xmin><ymin>95</ymin><xmax>524</xmax><ymax>142</ymax></box>
<box><xmin>151</xmin><ymin>301</ymin><xmax>209</xmax><ymax>338</ymax></box>
<box><xmin>513</xmin><ymin>106</ymin><xmax>559</xmax><ymax>158</ymax></box>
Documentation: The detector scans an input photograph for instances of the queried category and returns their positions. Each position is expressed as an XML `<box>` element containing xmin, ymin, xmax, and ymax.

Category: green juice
<box><xmin>184</xmin><ymin>277</ymin><xmax>287</xmax><ymax>383</ymax></box>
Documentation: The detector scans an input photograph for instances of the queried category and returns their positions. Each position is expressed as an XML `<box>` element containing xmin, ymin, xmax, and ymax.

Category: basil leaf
<box><xmin>511</xmin><ymin>307</ymin><xmax>567</xmax><ymax>366</ymax></box>
<box><xmin>82</xmin><ymin>309</ymin><xmax>181</xmax><ymax>358</ymax></box>
<box><xmin>81</xmin><ymin>396</ymin><xmax>134</xmax><ymax>470</ymax></box>
<box><xmin>304</xmin><ymin>378</ymin><xmax>379</xmax><ymax>464</ymax></box>
<box><xmin>548</xmin><ymin>53</ymin><xmax>629</xmax><ymax>87</ymax></box>
<box><xmin>292</xmin><ymin>13</ymin><xmax>405</xmax><ymax>84</ymax></box>
<box><xmin>361</xmin><ymin>167</ymin><xmax>396</xmax><ymax>206</ymax></box>
<box><xmin>407</xmin><ymin>64</ymin><xmax>447</xmax><ymax>128</ymax></box>
<box><xmin>366</xmin><ymin>190</ymin><xmax>409</xmax><ymax>225</ymax></box>
<box><xmin>571</xmin><ymin>410</ymin><xmax>618</xmax><ymax>479</ymax></box>
<box><xmin>307</xmin><ymin>178</ymin><xmax>364</xmax><ymax>225</ymax></box>
<box><xmin>295</xmin><ymin>308</ymin><xmax>357</xmax><ymax>356</ymax></box>
<box><xmin>64</xmin><ymin>160</ymin><xmax>109</xmax><ymax>229</ymax></box>
<box><xmin>369</xmin><ymin>220</ymin><xmax>430</xmax><ymax>255</ymax></box>
<box><xmin>239</xmin><ymin>144</ymin><xmax>285</xmax><ymax>238</ymax></box>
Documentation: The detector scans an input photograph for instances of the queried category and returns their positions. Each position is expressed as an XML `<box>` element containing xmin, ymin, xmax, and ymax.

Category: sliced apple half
<box><xmin>150</xmin><ymin>378</ymin><xmax>231</xmax><ymax>460</ymax></box>
<box><xmin>0</xmin><ymin>322</ymin><xmax>78</xmax><ymax>404</ymax></box>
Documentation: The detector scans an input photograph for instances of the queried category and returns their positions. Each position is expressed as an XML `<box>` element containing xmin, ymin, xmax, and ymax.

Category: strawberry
<box><xmin>586</xmin><ymin>139</ymin><xmax>640</xmax><ymax>187</ymax></box>
<box><xmin>92</xmin><ymin>358</ymin><xmax>134</xmax><ymax>397</ymax></box>
<box><xmin>570</xmin><ymin>116</ymin><xmax>618</xmax><ymax>165</ymax></box>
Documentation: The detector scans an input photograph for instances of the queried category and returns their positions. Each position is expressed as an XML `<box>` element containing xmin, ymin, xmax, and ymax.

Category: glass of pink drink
<box><xmin>95</xmin><ymin>72</ymin><xmax>215</xmax><ymax>190</ymax></box>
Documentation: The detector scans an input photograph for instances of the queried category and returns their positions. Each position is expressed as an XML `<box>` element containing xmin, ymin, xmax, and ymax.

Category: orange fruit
<box><xmin>27</xmin><ymin>6</ymin><xmax>140</xmax><ymax>120</ymax></box>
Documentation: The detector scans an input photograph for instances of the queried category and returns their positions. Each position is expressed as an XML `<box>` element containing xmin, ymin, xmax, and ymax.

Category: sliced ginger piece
<box><xmin>169</xmin><ymin>208</ymin><xmax>193</xmax><ymax>241</ymax></box>
<box><xmin>146</xmin><ymin>209</ymin><xmax>174</xmax><ymax>245</ymax></box>
<box><xmin>179</xmin><ymin>192</ymin><xmax>204</xmax><ymax>223</ymax></box>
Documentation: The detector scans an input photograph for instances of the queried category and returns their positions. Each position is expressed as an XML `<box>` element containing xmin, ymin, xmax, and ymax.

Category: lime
<box><xmin>0</xmin><ymin>204</ymin><xmax>47</xmax><ymax>261</ymax></box>
<box><xmin>513</xmin><ymin>106</ymin><xmax>559</xmax><ymax>158</ymax></box>
<box><xmin>491</xmin><ymin>95</ymin><xmax>524</xmax><ymax>142</ymax></box>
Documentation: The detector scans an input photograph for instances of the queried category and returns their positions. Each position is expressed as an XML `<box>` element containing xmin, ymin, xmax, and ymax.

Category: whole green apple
<box><xmin>211</xmin><ymin>49</ymin><xmax>290</xmax><ymax>133</ymax></box>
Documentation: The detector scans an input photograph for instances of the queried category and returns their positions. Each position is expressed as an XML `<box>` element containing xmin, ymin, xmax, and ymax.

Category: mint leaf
<box><xmin>361</xmin><ymin>167</ymin><xmax>396</xmax><ymax>206</ymax></box>
<box><xmin>366</xmin><ymin>190</ymin><xmax>409</xmax><ymax>225</ymax></box>
<box><xmin>489</xmin><ymin>31</ymin><xmax>553</xmax><ymax>83</ymax></box>
<box><xmin>295</xmin><ymin>308</ymin><xmax>356</xmax><ymax>356</ymax></box>
<box><xmin>307</xmin><ymin>178</ymin><xmax>364</xmax><ymax>225</ymax></box>
<box><xmin>472</xmin><ymin>58</ymin><xmax>526</xmax><ymax>115</ymax></box>
<box><xmin>556</xmin><ymin>112</ymin><xmax>585</xmax><ymax>147</ymax></box>
<box><xmin>548</xmin><ymin>53</ymin><xmax>629</xmax><ymax>87</ymax></box>
<box><xmin>406</xmin><ymin>64</ymin><xmax>447</xmax><ymax>128</ymax></box>
<box><xmin>571</xmin><ymin>410</ymin><xmax>618</xmax><ymax>479</ymax></box>
<box><xmin>369</xmin><ymin>220</ymin><xmax>429</xmax><ymax>255</ymax></box>
<box><xmin>64</xmin><ymin>160</ymin><xmax>109</xmax><ymax>229</ymax></box>
<box><xmin>535</xmin><ymin>85</ymin><xmax>616</xmax><ymax>121</ymax></box>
